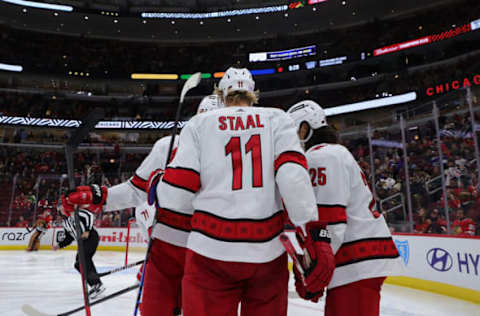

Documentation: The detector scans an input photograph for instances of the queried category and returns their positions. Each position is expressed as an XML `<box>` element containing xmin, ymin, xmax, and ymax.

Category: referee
<box><xmin>53</xmin><ymin>199</ymin><xmax>105</xmax><ymax>299</ymax></box>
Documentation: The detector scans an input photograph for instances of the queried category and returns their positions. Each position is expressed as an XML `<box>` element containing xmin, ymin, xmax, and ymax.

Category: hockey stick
<box><xmin>98</xmin><ymin>260</ymin><xmax>144</xmax><ymax>277</ymax></box>
<box><xmin>65</xmin><ymin>145</ymin><xmax>92</xmax><ymax>316</ymax></box>
<box><xmin>279</xmin><ymin>233</ymin><xmax>306</xmax><ymax>286</ymax></box>
<box><xmin>62</xmin><ymin>109</ymin><xmax>103</xmax><ymax>316</ymax></box>
<box><xmin>133</xmin><ymin>72</ymin><xmax>202</xmax><ymax>316</ymax></box>
<box><xmin>22</xmin><ymin>284</ymin><xmax>139</xmax><ymax>316</ymax></box>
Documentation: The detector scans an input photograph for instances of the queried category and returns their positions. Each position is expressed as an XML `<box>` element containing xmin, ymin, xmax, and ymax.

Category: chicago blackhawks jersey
<box><xmin>305</xmin><ymin>143</ymin><xmax>405</xmax><ymax>289</ymax></box>
<box><xmin>452</xmin><ymin>218</ymin><xmax>476</xmax><ymax>236</ymax></box>
<box><xmin>104</xmin><ymin>135</ymin><xmax>178</xmax><ymax>238</ymax></box>
<box><xmin>156</xmin><ymin>106</ymin><xmax>318</xmax><ymax>263</ymax></box>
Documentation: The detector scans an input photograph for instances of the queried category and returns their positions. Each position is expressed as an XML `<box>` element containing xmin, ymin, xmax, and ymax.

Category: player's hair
<box><xmin>305</xmin><ymin>125</ymin><xmax>339</xmax><ymax>150</ymax></box>
<box><xmin>214</xmin><ymin>86</ymin><xmax>259</xmax><ymax>105</ymax></box>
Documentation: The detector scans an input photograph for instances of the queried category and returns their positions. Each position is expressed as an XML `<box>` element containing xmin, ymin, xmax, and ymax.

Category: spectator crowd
<box><xmin>344</xmin><ymin>109</ymin><xmax>480</xmax><ymax>236</ymax></box>
<box><xmin>1</xmin><ymin>104</ymin><xmax>479</xmax><ymax>236</ymax></box>
<box><xmin>0</xmin><ymin>146</ymin><xmax>147</xmax><ymax>228</ymax></box>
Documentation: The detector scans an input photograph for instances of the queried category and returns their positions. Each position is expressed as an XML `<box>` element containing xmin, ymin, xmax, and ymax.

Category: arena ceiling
<box><xmin>0</xmin><ymin>0</ymin><xmax>459</xmax><ymax>43</ymax></box>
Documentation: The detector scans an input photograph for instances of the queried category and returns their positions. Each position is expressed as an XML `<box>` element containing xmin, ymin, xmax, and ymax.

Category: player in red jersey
<box><xmin>452</xmin><ymin>208</ymin><xmax>476</xmax><ymax>236</ymax></box>
<box><xmin>287</xmin><ymin>100</ymin><xmax>405</xmax><ymax>316</ymax></box>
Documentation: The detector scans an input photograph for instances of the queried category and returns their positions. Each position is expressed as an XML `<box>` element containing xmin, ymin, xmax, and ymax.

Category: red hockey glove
<box><xmin>147</xmin><ymin>169</ymin><xmax>164</xmax><ymax>208</ymax></box>
<box><xmin>293</xmin><ymin>265</ymin><xmax>324</xmax><ymax>302</ymax></box>
<box><xmin>61</xmin><ymin>194</ymin><xmax>75</xmax><ymax>216</ymax></box>
<box><xmin>296</xmin><ymin>222</ymin><xmax>335</xmax><ymax>294</ymax></box>
<box><xmin>66</xmin><ymin>185</ymin><xmax>108</xmax><ymax>213</ymax></box>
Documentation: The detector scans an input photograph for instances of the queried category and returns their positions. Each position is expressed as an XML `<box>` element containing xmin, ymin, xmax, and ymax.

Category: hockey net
<box><xmin>125</xmin><ymin>219</ymin><xmax>148</xmax><ymax>266</ymax></box>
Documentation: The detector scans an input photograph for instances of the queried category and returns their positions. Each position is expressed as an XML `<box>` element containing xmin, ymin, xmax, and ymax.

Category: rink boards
<box><xmin>0</xmin><ymin>226</ymin><xmax>146</xmax><ymax>251</ymax></box>
<box><xmin>1</xmin><ymin>227</ymin><xmax>479</xmax><ymax>304</ymax></box>
<box><xmin>387</xmin><ymin>233</ymin><xmax>480</xmax><ymax>304</ymax></box>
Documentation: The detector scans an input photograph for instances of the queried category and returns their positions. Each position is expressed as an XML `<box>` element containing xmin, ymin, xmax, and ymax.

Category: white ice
<box><xmin>0</xmin><ymin>250</ymin><xmax>478</xmax><ymax>316</ymax></box>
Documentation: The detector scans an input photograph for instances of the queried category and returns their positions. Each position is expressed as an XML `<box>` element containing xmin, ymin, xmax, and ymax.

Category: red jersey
<box><xmin>16</xmin><ymin>220</ymin><xmax>28</xmax><ymax>228</ymax></box>
<box><xmin>452</xmin><ymin>218</ymin><xmax>476</xmax><ymax>236</ymax></box>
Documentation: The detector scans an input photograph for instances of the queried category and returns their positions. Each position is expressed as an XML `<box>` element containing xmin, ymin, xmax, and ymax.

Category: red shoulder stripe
<box><xmin>275</xmin><ymin>151</ymin><xmax>308</xmax><ymax>173</ymax></box>
<box><xmin>163</xmin><ymin>167</ymin><xmax>201</xmax><ymax>193</ymax></box>
<box><xmin>130</xmin><ymin>174</ymin><xmax>148</xmax><ymax>192</ymax></box>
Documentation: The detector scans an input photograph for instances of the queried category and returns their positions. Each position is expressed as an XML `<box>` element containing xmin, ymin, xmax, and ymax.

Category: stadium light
<box><xmin>325</xmin><ymin>92</ymin><xmax>417</xmax><ymax>116</ymax></box>
<box><xmin>0</xmin><ymin>63</ymin><xmax>23</xmax><ymax>72</ymax></box>
<box><xmin>250</xmin><ymin>68</ymin><xmax>275</xmax><ymax>76</ymax></box>
<box><xmin>471</xmin><ymin>18</ymin><xmax>480</xmax><ymax>31</ymax></box>
<box><xmin>131</xmin><ymin>73</ymin><xmax>178</xmax><ymax>80</ymax></box>
<box><xmin>1</xmin><ymin>0</ymin><xmax>73</xmax><ymax>12</ymax></box>
<box><xmin>180</xmin><ymin>73</ymin><xmax>211</xmax><ymax>80</ymax></box>
<box><xmin>141</xmin><ymin>5</ymin><xmax>287</xmax><ymax>19</ymax></box>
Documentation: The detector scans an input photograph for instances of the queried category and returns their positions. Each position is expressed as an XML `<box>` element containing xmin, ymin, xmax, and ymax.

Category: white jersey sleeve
<box><xmin>306</xmin><ymin>144</ymin><xmax>350</xmax><ymax>253</ymax></box>
<box><xmin>134</xmin><ymin>202</ymin><xmax>156</xmax><ymax>240</ymax></box>
<box><xmin>157</xmin><ymin>123</ymin><xmax>199</xmax><ymax>213</ymax></box>
<box><xmin>306</xmin><ymin>144</ymin><xmax>405</xmax><ymax>289</ymax></box>
<box><xmin>104</xmin><ymin>136</ymin><xmax>177</xmax><ymax>212</ymax></box>
<box><xmin>153</xmin><ymin>125</ymin><xmax>198</xmax><ymax>247</ymax></box>
<box><xmin>273</xmin><ymin>112</ymin><xmax>317</xmax><ymax>226</ymax></box>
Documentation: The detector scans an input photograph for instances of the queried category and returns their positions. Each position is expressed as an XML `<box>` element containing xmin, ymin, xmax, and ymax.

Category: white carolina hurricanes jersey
<box><xmin>104</xmin><ymin>135</ymin><xmax>179</xmax><ymax>237</ymax></box>
<box><xmin>156</xmin><ymin>106</ymin><xmax>318</xmax><ymax>263</ymax></box>
<box><xmin>305</xmin><ymin>143</ymin><xmax>405</xmax><ymax>289</ymax></box>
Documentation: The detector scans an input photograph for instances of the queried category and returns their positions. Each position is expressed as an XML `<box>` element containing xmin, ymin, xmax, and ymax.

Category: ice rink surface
<box><xmin>1</xmin><ymin>250</ymin><xmax>478</xmax><ymax>316</ymax></box>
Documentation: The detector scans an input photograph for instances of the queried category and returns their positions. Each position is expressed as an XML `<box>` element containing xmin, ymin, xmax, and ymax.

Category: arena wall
<box><xmin>388</xmin><ymin>233</ymin><xmax>480</xmax><ymax>304</ymax></box>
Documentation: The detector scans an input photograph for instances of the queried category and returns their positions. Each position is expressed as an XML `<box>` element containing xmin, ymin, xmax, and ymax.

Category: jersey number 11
<box><xmin>225</xmin><ymin>134</ymin><xmax>263</xmax><ymax>190</ymax></box>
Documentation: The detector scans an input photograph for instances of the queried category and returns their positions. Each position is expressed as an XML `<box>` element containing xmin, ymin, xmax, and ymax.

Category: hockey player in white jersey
<box><xmin>148</xmin><ymin>68</ymin><xmax>335</xmax><ymax>316</ymax></box>
<box><xmin>287</xmin><ymin>100</ymin><xmax>405</xmax><ymax>316</ymax></box>
<box><xmin>63</xmin><ymin>95</ymin><xmax>221</xmax><ymax>316</ymax></box>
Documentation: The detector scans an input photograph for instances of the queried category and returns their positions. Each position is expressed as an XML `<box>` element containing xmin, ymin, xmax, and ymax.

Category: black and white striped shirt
<box><xmin>62</xmin><ymin>209</ymin><xmax>95</xmax><ymax>240</ymax></box>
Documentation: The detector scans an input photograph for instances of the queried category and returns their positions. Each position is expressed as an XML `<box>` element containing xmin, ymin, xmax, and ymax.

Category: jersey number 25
<box><xmin>309</xmin><ymin>167</ymin><xmax>327</xmax><ymax>186</ymax></box>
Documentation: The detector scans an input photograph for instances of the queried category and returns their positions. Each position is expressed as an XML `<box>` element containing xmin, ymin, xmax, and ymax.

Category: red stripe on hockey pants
<box><xmin>140</xmin><ymin>239</ymin><xmax>185</xmax><ymax>316</ymax></box>
<box><xmin>325</xmin><ymin>277</ymin><xmax>386</xmax><ymax>316</ymax></box>
<box><xmin>182</xmin><ymin>249</ymin><xmax>288</xmax><ymax>316</ymax></box>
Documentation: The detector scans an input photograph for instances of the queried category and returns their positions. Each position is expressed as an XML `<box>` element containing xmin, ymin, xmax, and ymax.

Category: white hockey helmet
<box><xmin>287</xmin><ymin>100</ymin><xmax>327</xmax><ymax>143</ymax></box>
<box><xmin>197</xmin><ymin>94</ymin><xmax>222</xmax><ymax>114</ymax></box>
<box><xmin>218</xmin><ymin>67</ymin><xmax>255</xmax><ymax>101</ymax></box>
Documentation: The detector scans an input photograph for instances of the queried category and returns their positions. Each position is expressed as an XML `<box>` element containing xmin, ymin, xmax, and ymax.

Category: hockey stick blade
<box><xmin>179</xmin><ymin>72</ymin><xmax>201</xmax><ymax>104</ymax></box>
<box><xmin>98</xmin><ymin>260</ymin><xmax>144</xmax><ymax>277</ymax></box>
<box><xmin>22</xmin><ymin>284</ymin><xmax>140</xmax><ymax>316</ymax></box>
